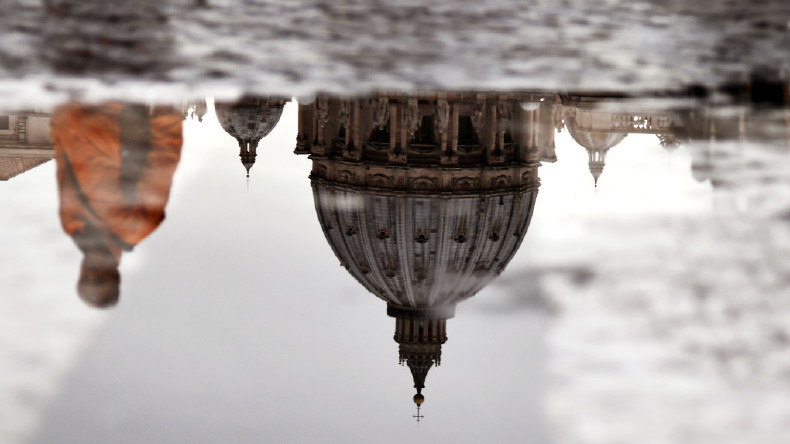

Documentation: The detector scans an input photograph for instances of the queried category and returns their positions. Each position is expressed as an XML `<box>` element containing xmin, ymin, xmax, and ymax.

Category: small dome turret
<box><xmin>215</xmin><ymin>97</ymin><xmax>288</xmax><ymax>177</ymax></box>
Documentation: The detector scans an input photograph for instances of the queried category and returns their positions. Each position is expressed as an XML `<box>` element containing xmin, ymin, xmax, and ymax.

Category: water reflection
<box><xmin>292</xmin><ymin>88</ymin><xmax>790</xmax><ymax>419</ymax></box>
<box><xmin>3</xmin><ymin>87</ymin><xmax>790</xmax><ymax>440</ymax></box>
<box><xmin>52</xmin><ymin>103</ymin><xmax>182</xmax><ymax>307</ymax></box>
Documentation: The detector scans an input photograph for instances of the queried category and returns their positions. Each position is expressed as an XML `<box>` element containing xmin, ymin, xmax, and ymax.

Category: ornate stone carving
<box><xmin>470</xmin><ymin>105</ymin><xmax>486</xmax><ymax>138</ymax></box>
<box><xmin>436</xmin><ymin>100</ymin><xmax>449</xmax><ymax>134</ymax></box>
<box><xmin>497</xmin><ymin>102</ymin><xmax>512</xmax><ymax>133</ymax></box>
<box><xmin>367</xmin><ymin>173</ymin><xmax>394</xmax><ymax>188</ymax></box>
<box><xmin>474</xmin><ymin>261</ymin><xmax>491</xmax><ymax>272</ymax></box>
<box><xmin>452</xmin><ymin>176</ymin><xmax>480</xmax><ymax>189</ymax></box>
<box><xmin>405</xmin><ymin>99</ymin><xmax>421</xmax><ymax>137</ymax></box>
<box><xmin>316</xmin><ymin>97</ymin><xmax>329</xmax><ymax>129</ymax></box>
<box><xmin>554</xmin><ymin>105</ymin><xmax>566</xmax><ymax>132</ymax></box>
<box><xmin>373</xmin><ymin>98</ymin><xmax>390</xmax><ymax>130</ymax></box>
<box><xmin>410</xmin><ymin>176</ymin><xmax>438</xmax><ymax>190</ymax></box>
<box><xmin>338</xmin><ymin>99</ymin><xmax>351</xmax><ymax>129</ymax></box>
<box><xmin>491</xmin><ymin>175</ymin><xmax>512</xmax><ymax>187</ymax></box>
<box><xmin>658</xmin><ymin>133</ymin><xmax>681</xmax><ymax>148</ymax></box>
<box><xmin>384</xmin><ymin>261</ymin><xmax>398</xmax><ymax>278</ymax></box>
<box><xmin>337</xmin><ymin>169</ymin><xmax>357</xmax><ymax>183</ymax></box>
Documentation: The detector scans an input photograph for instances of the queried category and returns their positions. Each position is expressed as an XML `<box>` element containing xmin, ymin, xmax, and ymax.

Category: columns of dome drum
<box><xmin>353</xmin><ymin>100</ymin><xmax>361</xmax><ymax>153</ymax></box>
<box><xmin>389</xmin><ymin>101</ymin><xmax>405</xmax><ymax>164</ymax></box>
<box><xmin>485</xmin><ymin>101</ymin><xmax>498</xmax><ymax>165</ymax></box>
<box><xmin>294</xmin><ymin>103</ymin><xmax>310</xmax><ymax>154</ymax></box>
<box><xmin>441</xmin><ymin>102</ymin><xmax>459</xmax><ymax>165</ymax></box>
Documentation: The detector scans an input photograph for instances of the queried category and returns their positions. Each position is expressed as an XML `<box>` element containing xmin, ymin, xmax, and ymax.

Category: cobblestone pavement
<box><xmin>2</xmin><ymin>0</ymin><xmax>790</xmax><ymax>102</ymax></box>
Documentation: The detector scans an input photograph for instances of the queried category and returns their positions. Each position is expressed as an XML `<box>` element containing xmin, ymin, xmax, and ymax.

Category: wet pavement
<box><xmin>3</xmin><ymin>0</ymin><xmax>790</xmax><ymax>102</ymax></box>
<box><xmin>2</xmin><ymin>3</ymin><xmax>790</xmax><ymax>444</ymax></box>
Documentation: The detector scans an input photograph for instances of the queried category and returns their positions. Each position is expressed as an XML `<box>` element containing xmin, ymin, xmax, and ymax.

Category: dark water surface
<box><xmin>2</xmin><ymin>2</ymin><xmax>790</xmax><ymax>444</ymax></box>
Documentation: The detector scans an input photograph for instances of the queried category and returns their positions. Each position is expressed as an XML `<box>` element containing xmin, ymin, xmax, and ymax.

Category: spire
<box><xmin>393</xmin><ymin>314</ymin><xmax>448</xmax><ymax>409</ymax></box>
<box><xmin>238</xmin><ymin>139</ymin><xmax>258</xmax><ymax>178</ymax></box>
<box><xmin>589</xmin><ymin>160</ymin><xmax>604</xmax><ymax>187</ymax></box>
<box><xmin>586</xmin><ymin>144</ymin><xmax>609</xmax><ymax>187</ymax></box>
<box><xmin>400</xmin><ymin>346</ymin><xmax>440</xmax><ymax>394</ymax></box>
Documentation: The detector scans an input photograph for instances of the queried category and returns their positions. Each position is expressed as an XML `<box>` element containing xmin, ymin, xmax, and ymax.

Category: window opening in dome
<box><xmin>457</xmin><ymin>115</ymin><xmax>478</xmax><ymax>146</ymax></box>
<box><xmin>411</xmin><ymin>115</ymin><xmax>435</xmax><ymax>145</ymax></box>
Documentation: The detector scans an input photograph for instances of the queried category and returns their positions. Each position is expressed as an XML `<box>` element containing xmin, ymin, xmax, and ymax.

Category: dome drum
<box><xmin>387</xmin><ymin>304</ymin><xmax>456</xmax><ymax>320</ymax></box>
<box><xmin>297</xmin><ymin>92</ymin><xmax>559</xmax><ymax>168</ymax></box>
<box><xmin>310</xmin><ymin>158</ymin><xmax>539</xmax><ymax>195</ymax></box>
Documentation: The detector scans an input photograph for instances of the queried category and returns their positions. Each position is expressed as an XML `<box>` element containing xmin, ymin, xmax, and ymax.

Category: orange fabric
<box><xmin>53</xmin><ymin>103</ymin><xmax>182</xmax><ymax>258</ymax></box>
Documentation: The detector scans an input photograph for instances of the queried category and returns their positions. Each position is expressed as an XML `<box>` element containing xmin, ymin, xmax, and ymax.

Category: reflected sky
<box><xmin>1</xmin><ymin>90</ymin><xmax>789</xmax><ymax>444</ymax></box>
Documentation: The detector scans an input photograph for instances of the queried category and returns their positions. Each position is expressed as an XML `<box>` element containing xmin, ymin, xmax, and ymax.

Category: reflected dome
<box><xmin>300</xmin><ymin>92</ymin><xmax>544</xmax><ymax>412</ymax></box>
<box><xmin>215</xmin><ymin>97</ymin><xmax>287</xmax><ymax>177</ymax></box>
<box><xmin>566</xmin><ymin>115</ymin><xmax>627</xmax><ymax>185</ymax></box>
<box><xmin>311</xmin><ymin>169</ymin><xmax>537</xmax><ymax>404</ymax></box>
<box><xmin>566</xmin><ymin>123</ymin><xmax>628</xmax><ymax>152</ymax></box>
<box><xmin>313</xmin><ymin>183</ymin><xmax>535</xmax><ymax>311</ymax></box>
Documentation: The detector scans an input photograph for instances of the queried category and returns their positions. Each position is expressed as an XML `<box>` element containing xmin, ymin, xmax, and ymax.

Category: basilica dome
<box><xmin>566</xmin><ymin>119</ymin><xmax>628</xmax><ymax>152</ymax></box>
<box><xmin>312</xmin><ymin>181</ymin><xmax>537</xmax><ymax>312</ymax></box>
<box><xmin>301</xmin><ymin>92</ymin><xmax>542</xmax><ymax>406</ymax></box>
<box><xmin>214</xmin><ymin>97</ymin><xmax>287</xmax><ymax>176</ymax></box>
<box><xmin>565</xmin><ymin>115</ymin><xmax>627</xmax><ymax>184</ymax></box>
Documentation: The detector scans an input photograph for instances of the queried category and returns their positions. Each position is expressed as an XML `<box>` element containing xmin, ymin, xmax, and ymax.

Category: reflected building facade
<box><xmin>0</xmin><ymin>111</ymin><xmax>53</xmax><ymax>181</ymax></box>
<box><xmin>296</xmin><ymin>92</ymin><xmax>550</xmax><ymax>413</ymax></box>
